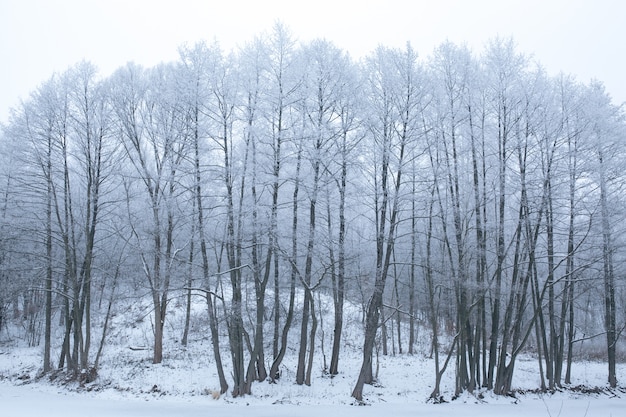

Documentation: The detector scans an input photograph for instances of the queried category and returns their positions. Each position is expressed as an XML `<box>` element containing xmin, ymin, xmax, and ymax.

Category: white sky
<box><xmin>1</xmin><ymin>0</ymin><xmax>624</xmax><ymax>124</ymax></box>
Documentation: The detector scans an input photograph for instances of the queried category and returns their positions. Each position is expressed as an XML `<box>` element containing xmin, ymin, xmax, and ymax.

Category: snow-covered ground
<box><xmin>2</xmin><ymin>378</ymin><xmax>625</xmax><ymax>417</ymax></box>
<box><xmin>1</xmin><ymin>293</ymin><xmax>625</xmax><ymax>415</ymax></box>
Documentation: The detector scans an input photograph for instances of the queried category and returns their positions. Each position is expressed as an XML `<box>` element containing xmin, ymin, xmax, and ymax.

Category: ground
<box><xmin>1</xmin><ymin>295</ymin><xmax>624</xmax><ymax>415</ymax></box>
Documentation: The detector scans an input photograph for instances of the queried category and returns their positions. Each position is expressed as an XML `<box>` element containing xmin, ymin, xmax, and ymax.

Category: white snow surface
<box><xmin>1</xmin><ymin>294</ymin><xmax>625</xmax><ymax>416</ymax></box>
<box><xmin>2</xmin><ymin>378</ymin><xmax>625</xmax><ymax>417</ymax></box>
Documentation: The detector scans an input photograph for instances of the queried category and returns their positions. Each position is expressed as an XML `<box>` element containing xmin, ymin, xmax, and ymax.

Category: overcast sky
<box><xmin>1</xmin><ymin>0</ymin><xmax>624</xmax><ymax>124</ymax></box>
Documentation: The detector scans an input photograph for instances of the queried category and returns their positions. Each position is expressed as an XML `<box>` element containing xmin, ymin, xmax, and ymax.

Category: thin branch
<box><xmin>182</xmin><ymin>286</ymin><xmax>224</xmax><ymax>301</ymax></box>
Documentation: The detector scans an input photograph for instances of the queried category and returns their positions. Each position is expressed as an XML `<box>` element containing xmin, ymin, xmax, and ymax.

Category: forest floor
<box><xmin>1</xmin><ymin>293</ymin><xmax>625</xmax><ymax>415</ymax></box>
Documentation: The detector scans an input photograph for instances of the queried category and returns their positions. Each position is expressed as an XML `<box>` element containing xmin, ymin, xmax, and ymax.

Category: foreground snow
<box><xmin>2</xmin><ymin>345</ymin><xmax>625</xmax><ymax>417</ymax></box>
<box><xmin>2</xmin><ymin>380</ymin><xmax>625</xmax><ymax>417</ymax></box>
<box><xmin>2</xmin><ymin>295</ymin><xmax>624</xmax><ymax>415</ymax></box>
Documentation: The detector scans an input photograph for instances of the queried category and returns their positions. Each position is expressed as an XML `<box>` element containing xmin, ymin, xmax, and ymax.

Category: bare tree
<box><xmin>111</xmin><ymin>62</ymin><xmax>187</xmax><ymax>364</ymax></box>
<box><xmin>328</xmin><ymin>55</ymin><xmax>361</xmax><ymax>376</ymax></box>
<box><xmin>178</xmin><ymin>41</ymin><xmax>229</xmax><ymax>393</ymax></box>
<box><xmin>265</xmin><ymin>22</ymin><xmax>302</xmax><ymax>382</ymax></box>
<box><xmin>482</xmin><ymin>38</ymin><xmax>525</xmax><ymax>391</ymax></box>
<box><xmin>352</xmin><ymin>44</ymin><xmax>421</xmax><ymax>401</ymax></box>
<box><xmin>587</xmin><ymin>82</ymin><xmax>622</xmax><ymax>388</ymax></box>
<box><xmin>295</xmin><ymin>39</ymin><xmax>351</xmax><ymax>386</ymax></box>
<box><xmin>7</xmin><ymin>62</ymin><xmax>114</xmax><ymax>378</ymax></box>
<box><xmin>7</xmin><ymin>82</ymin><xmax>59</xmax><ymax>372</ymax></box>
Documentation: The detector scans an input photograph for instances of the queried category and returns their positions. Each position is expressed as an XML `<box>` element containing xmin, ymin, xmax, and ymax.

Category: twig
<box><xmin>183</xmin><ymin>287</ymin><xmax>224</xmax><ymax>301</ymax></box>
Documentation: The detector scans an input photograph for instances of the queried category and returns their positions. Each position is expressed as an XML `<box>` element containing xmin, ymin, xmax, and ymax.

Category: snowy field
<box><xmin>2</xmin><ymin>379</ymin><xmax>626</xmax><ymax>417</ymax></box>
<box><xmin>2</xmin><ymin>343</ymin><xmax>625</xmax><ymax>417</ymax></box>
<box><xmin>1</xmin><ymin>296</ymin><xmax>625</xmax><ymax>416</ymax></box>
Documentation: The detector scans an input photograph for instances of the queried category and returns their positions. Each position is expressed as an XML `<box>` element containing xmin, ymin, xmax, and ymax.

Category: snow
<box><xmin>2</xmin><ymin>379</ymin><xmax>625</xmax><ymax>417</ymax></box>
<box><xmin>1</xmin><ymin>293</ymin><xmax>625</xmax><ymax>416</ymax></box>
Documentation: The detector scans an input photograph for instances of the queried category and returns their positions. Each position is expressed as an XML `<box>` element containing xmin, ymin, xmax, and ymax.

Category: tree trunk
<box><xmin>43</xmin><ymin>130</ymin><xmax>53</xmax><ymax>374</ymax></box>
<box><xmin>269</xmin><ymin>146</ymin><xmax>301</xmax><ymax>382</ymax></box>
<box><xmin>181</xmin><ymin>199</ymin><xmax>195</xmax><ymax>347</ymax></box>
<box><xmin>352</xmin><ymin>118</ymin><xmax>406</xmax><ymax>401</ymax></box>
<box><xmin>598</xmin><ymin>148</ymin><xmax>617</xmax><ymax>388</ymax></box>
<box><xmin>408</xmin><ymin>177</ymin><xmax>416</xmax><ymax>356</ymax></box>
<box><xmin>297</xmin><ymin>128</ymin><xmax>322</xmax><ymax>385</ymax></box>
<box><xmin>193</xmin><ymin>111</ymin><xmax>228</xmax><ymax>394</ymax></box>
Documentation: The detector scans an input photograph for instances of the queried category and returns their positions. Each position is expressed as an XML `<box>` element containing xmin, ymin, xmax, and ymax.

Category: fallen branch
<box><xmin>128</xmin><ymin>346</ymin><xmax>150</xmax><ymax>351</ymax></box>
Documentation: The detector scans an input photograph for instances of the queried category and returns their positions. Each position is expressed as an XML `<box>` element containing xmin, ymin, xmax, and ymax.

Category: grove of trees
<box><xmin>1</xmin><ymin>24</ymin><xmax>625</xmax><ymax>400</ymax></box>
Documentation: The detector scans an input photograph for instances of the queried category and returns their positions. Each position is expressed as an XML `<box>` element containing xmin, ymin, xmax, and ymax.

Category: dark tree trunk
<box><xmin>598</xmin><ymin>148</ymin><xmax>617</xmax><ymax>388</ymax></box>
<box><xmin>193</xmin><ymin>113</ymin><xmax>228</xmax><ymax>394</ymax></box>
<box><xmin>269</xmin><ymin>147</ymin><xmax>301</xmax><ymax>382</ymax></box>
